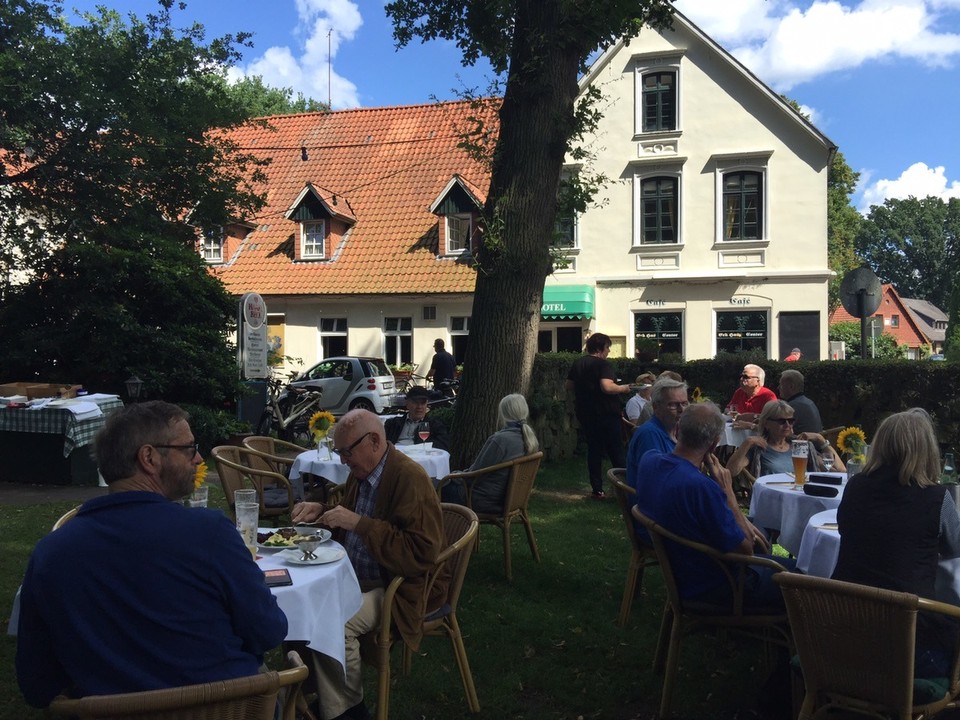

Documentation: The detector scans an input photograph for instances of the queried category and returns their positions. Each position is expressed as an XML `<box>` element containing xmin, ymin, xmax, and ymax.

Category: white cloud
<box><xmin>858</xmin><ymin>162</ymin><xmax>960</xmax><ymax>211</ymax></box>
<box><xmin>232</xmin><ymin>0</ymin><xmax>363</xmax><ymax>109</ymax></box>
<box><xmin>677</xmin><ymin>1</ymin><xmax>960</xmax><ymax>91</ymax></box>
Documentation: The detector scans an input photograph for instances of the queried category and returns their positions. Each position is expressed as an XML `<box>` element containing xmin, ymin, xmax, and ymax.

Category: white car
<box><xmin>288</xmin><ymin>356</ymin><xmax>396</xmax><ymax>415</ymax></box>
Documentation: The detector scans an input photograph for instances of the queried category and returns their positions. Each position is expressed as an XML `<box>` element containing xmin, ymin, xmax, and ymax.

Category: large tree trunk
<box><xmin>451</xmin><ymin>0</ymin><xmax>583</xmax><ymax>468</ymax></box>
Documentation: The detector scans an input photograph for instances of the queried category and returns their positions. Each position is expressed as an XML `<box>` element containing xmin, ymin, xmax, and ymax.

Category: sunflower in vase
<box><xmin>194</xmin><ymin>461</ymin><xmax>208</xmax><ymax>490</ymax></box>
<box><xmin>309</xmin><ymin>411</ymin><xmax>336</xmax><ymax>458</ymax></box>
<box><xmin>837</xmin><ymin>426</ymin><xmax>868</xmax><ymax>465</ymax></box>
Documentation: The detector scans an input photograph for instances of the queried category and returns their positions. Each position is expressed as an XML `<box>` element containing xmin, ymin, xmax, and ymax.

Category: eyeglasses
<box><xmin>768</xmin><ymin>417</ymin><xmax>795</xmax><ymax>425</ymax></box>
<box><xmin>740</xmin><ymin>374</ymin><xmax>758</xmax><ymax>380</ymax></box>
<box><xmin>334</xmin><ymin>431</ymin><xmax>373</xmax><ymax>459</ymax></box>
<box><xmin>664</xmin><ymin>401</ymin><xmax>690</xmax><ymax>410</ymax></box>
<box><xmin>154</xmin><ymin>443</ymin><xmax>200</xmax><ymax>455</ymax></box>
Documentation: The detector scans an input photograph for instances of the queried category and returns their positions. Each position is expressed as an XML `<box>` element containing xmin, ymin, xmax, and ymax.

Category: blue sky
<box><xmin>65</xmin><ymin>0</ymin><xmax>960</xmax><ymax>214</ymax></box>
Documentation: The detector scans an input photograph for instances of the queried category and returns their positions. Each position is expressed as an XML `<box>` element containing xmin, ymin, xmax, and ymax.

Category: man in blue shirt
<box><xmin>16</xmin><ymin>401</ymin><xmax>287</xmax><ymax>708</ymax></box>
<box><xmin>627</xmin><ymin>378</ymin><xmax>687</xmax><ymax>492</ymax></box>
<box><xmin>634</xmin><ymin>402</ymin><xmax>787</xmax><ymax>609</ymax></box>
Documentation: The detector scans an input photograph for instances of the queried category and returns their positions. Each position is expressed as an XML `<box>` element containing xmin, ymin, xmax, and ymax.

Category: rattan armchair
<box><xmin>211</xmin><ymin>445</ymin><xmax>296</xmax><ymax>524</ymax></box>
<box><xmin>436</xmin><ymin>451</ymin><xmax>542</xmax><ymax>580</ymax></box>
<box><xmin>48</xmin><ymin>650</ymin><xmax>308</xmax><ymax>720</ymax></box>
<box><xmin>632</xmin><ymin>505</ymin><xmax>792</xmax><ymax>719</ymax></box>
<box><xmin>774</xmin><ymin>573</ymin><xmax>960</xmax><ymax>720</ymax></box>
<box><xmin>607</xmin><ymin>469</ymin><xmax>658</xmax><ymax>627</ymax></box>
<box><xmin>52</xmin><ymin>505</ymin><xmax>80</xmax><ymax>531</ymax></box>
<box><xmin>242</xmin><ymin>436</ymin><xmax>303</xmax><ymax>477</ymax></box>
<box><xmin>374</xmin><ymin>503</ymin><xmax>480</xmax><ymax>720</ymax></box>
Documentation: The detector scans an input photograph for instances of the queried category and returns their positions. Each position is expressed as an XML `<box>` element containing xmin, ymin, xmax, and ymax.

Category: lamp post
<box><xmin>124</xmin><ymin>375</ymin><xmax>143</xmax><ymax>403</ymax></box>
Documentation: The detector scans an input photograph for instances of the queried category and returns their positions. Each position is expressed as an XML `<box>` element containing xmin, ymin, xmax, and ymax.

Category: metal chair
<box><xmin>374</xmin><ymin>503</ymin><xmax>480</xmax><ymax>720</ymax></box>
<box><xmin>632</xmin><ymin>505</ymin><xmax>791</xmax><ymax>718</ymax></box>
<box><xmin>437</xmin><ymin>451</ymin><xmax>543</xmax><ymax>580</ymax></box>
<box><xmin>774</xmin><ymin>573</ymin><xmax>960</xmax><ymax>720</ymax></box>
<box><xmin>607</xmin><ymin>469</ymin><xmax>658</xmax><ymax>626</ymax></box>
<box><xmin>49</xmin><ymin>650</ymin><xmax>308</xmax><ymax>720</ymax></box>
<box><xmin>52</xmin><ymin>506</ymin><xmax>81</xmax><ymax>531</ymax></box>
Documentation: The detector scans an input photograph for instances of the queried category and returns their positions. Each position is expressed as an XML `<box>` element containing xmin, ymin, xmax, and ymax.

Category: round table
<box><xmin>721</xmin><ymin>421</ymin><xmax>755</xmax><ymax>448</ymax></box>
<box><xmin>794</xmin><ymin>510</ymin><xmax>960</xmax><ymax>605</ymax></box>
<box><xmin>256</xmin><ymin>532</ymin><xmax>362</xmax><ymax>670</ymax></box>
<box><xmin>748</xmin><ymin>472</ymin><xmax>847</xmax><ymax>555</ymax></box>
<box><xmin>289</xmin><ymin>446</ymin><xmax>451</xmax><ymax>488</ymax></box>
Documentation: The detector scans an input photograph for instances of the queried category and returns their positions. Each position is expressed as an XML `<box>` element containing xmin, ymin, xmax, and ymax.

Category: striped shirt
<box><xmin>343</xmin><ymin>451</ymin><xmax>388</xmax><ymax>583</ymax></box>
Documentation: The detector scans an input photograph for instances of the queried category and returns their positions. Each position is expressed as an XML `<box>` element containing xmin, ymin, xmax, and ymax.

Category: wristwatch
<box><xmin>816</xmin><ymin>439</ymin><xmax>830</xmax><ymax>452</ymax></box>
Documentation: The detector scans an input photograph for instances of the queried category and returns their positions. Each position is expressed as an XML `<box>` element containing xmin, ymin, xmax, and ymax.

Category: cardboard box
<box><xmin>1</xmin><ymin>382</ymin><xmax>82</xmax><ymax>399</ymax></box>
<box><xmin>0</xmin><ymin>383</ymin><xmax>33</xmax><ymax>397</ymax></box>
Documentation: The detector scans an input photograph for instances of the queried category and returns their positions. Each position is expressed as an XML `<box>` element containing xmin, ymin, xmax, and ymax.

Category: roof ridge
<box><xmin>252</xmin><ymin>97</ymin><xmax>499</xmax><ymax>122</ymax></box>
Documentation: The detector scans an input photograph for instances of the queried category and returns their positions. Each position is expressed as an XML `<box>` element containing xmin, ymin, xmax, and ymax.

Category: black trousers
<box><xmin>583</xmin><ymin>413</ymin><xmax>625</xmax><ymax>493</ymax></box>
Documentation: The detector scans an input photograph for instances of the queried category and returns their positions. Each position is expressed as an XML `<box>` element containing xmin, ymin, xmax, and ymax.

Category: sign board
<box><xmin>240</xmin><ymin>293</ymin><xmax>269</xmax><ymax>379</ymax></box>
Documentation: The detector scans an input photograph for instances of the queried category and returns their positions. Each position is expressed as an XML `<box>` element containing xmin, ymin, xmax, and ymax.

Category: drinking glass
<box><xmin>234</xmin><ymin>488</ymin><xmax>257</xmax><ymax>505</ymax></box>
<box><xmin>822</xmin><ymin>453</ymin><xmax>834</xmax><ymax>472</ymax></box>
<box><xmin>791</xmin><ymin>440</ymin><xmax>809</xmax><ymax>489</ymax></box>
<box><xmin>188</xmin><ymin>485</ymin><xmax>208</xmax><ymax>508</ymax></box>
<box><xmin>418</xmin><ymin>422</ymin><xmax>431</xmax><ymax>443</ymax></box>
<box><xmin>235</xmin><ymin>501</ymin><xmax>259</xmax><ymax>560</ymax></box>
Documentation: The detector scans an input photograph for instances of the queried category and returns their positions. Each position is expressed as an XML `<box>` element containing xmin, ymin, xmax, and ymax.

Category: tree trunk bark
<box><xmin>451</xmin><ymin>0</ymin><xmax>583</xmax><ymax>468</ymax></box>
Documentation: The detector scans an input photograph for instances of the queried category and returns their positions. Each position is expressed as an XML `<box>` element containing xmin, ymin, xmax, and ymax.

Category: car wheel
<box><xmin>350</xmin><ymin>398</ymin><xmax>376</xmax><ymax>413</ymax></box>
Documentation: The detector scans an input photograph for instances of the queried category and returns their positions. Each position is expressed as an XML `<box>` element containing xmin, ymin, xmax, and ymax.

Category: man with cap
<box><xmin>625</xmin><ymin>372</ymin><xmax>656</xmax><ymax>424</ymax></box>
<box><xmin>383</xmin><ymin>386</ymin><xmax>450</xmax><ymax>451</ymax></box>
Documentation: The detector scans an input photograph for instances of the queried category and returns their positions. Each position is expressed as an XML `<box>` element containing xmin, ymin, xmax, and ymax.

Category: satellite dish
<box><xmin>840</xmin><ymin>267</ymin><xmax>882</xmax><ymax>318</ymax></box>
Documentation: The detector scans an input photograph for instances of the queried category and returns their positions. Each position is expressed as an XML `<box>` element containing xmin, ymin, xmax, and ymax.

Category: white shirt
<box><xmin>625</xmin><ymin>394</ymin><xmax>648</xmax><ymax>422</ymax></box>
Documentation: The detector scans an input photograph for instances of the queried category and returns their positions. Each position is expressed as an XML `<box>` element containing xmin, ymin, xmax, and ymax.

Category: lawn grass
<box><xmin>0</xmin><ymin>458</ymin><xmax>772</xmax><ymax>720</ymax></box>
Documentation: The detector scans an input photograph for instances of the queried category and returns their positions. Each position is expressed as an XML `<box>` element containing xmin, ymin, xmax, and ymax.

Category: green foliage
<box><xmin>827</xmin><ymin>151</ymin><xmax>863</xmax><ymax>311</ymax></box>
<box><xmin>855</xmin><ymin>196</ymin><xmax>960</xmax><ymax>311</ymax></box>
<box><xmin>829</xmin><ymin>321</ymin><xmax>906</xmax><ymax>360</ymax></box>
<box><xmin>181</xmin><ymin>403</ymin><xmax>251</xmax><ymax>453</ymax></box>
<box><xmin>217</xmin><ymin>75</ymin><xmax>328</xmax><ymax>116</ymax></box>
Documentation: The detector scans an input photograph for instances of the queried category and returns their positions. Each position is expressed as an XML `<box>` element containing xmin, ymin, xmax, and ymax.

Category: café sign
<box><xmin>240</xmin><ymin>293</ymin><xmax>269</xmax><ymax>379</ymax></box>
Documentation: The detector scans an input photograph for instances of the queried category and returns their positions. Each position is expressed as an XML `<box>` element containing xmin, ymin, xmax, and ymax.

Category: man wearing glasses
<box><xmin>726</xmin><ymin>363</ymin><xmax>777</xmax><ymax>422</ymax></box>
<box><xmin>16</xmin><ymin>401</ymin><xmax>287</xmax><ymax>708</ymax></box>
<box><xmin>292</xmin><ymin>409</ymin><xmax>444</xmax><ymax>720</ymax></box>
<box><xmin>627</xmin><ymin>378</ymin><xmax>688</xmax><ymax>493</ymax></box>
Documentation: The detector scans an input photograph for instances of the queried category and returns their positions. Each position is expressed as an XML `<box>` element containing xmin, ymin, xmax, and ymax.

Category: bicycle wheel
<box><xmin>256</xmin><ymin>410</ymin><xmax>276</xmax><ymax>436</ymax></box>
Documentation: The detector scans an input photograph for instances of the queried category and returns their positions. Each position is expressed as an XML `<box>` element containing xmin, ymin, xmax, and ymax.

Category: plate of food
<box><xmin>257</xmin><ymin>527</ymin><xmax>331</xmax><ymax>551</ymax></box>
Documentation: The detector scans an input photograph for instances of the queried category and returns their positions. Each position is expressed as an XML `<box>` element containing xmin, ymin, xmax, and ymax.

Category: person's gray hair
<box><xmin>651</xmin><ymin>378</ymin><xmax>688</xmax><ymax>405</ymax></box>
<box><xmin>779</xmin><ymin>369</ymin><xmax>804</xmax><ymax>392</ymax></box>
<box><xmin>862</xmin><ymin>408</ymin><xmax>941</xmax><ymax>487</ymax></box>
<box><xmin>757</xmin><ymin>399</ymin><xmax>795</xmax><ymax>440</ymax></box>
<box><xmin>677</xmin><ymin>402</ymin><xmax>724</xmax><ymax>452</ymax></box>
<box><xmin>744</xmin><ymin>363</ymin><xmax>765</xmax><ymax>385</ymax></box>
<box><xmin>497</xmin><ymin>393</ymin><xmax>540</xmax><ymax>454</ymax></box>
<box><xmin>95</xmin><ymin>401</ymin><xmax>189</xmax><ymax>484</ymax></box>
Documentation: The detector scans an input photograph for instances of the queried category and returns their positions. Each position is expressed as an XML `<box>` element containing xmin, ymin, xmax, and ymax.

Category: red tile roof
<box><xmin>212</xmin><ymin>100</ymin><xmax>497</xmax><ymax>296</ymax></box>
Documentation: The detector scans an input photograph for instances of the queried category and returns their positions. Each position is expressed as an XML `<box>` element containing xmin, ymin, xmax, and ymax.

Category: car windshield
<box><xmin>364</xmin><ymin>359</ymin><xmax>391</xmax><ymax>377</ymax></box>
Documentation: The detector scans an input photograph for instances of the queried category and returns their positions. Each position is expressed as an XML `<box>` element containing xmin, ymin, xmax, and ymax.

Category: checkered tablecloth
<box><xmin>0</xmin><ymin>397</ymin><xmax>124</xmax><ymax>456</ymax></box>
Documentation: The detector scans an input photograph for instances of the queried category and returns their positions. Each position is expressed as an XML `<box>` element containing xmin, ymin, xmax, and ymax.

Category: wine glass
<box><xmin>822</xmin><ymin>452</ymin><xmax>834</xmax><ymax>472</ymax></box>
<box><xmin>417</xmin><ymin>422</ymin><xmax>431</xmax><ymax>443</ymax></box>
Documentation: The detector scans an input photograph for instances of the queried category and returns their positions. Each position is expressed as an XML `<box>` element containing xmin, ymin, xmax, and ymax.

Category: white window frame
<box><xmin>301</xmin><ymin>220</ymin><xmax>326</xmax><ymax>259</ymax></box>
<box><xmin>384</xmin><ymin>316</ymin><xmax>413</xmax><ymax>366</ymax></box>
<box><xmin>319</xmin><ymin>317</ymin><xmax>348</xmax><ymax>359</ymax></box>
<box><xmin>201</xmin><ymin>227</ymin><xmax>224</xmax><ymax>263</ymax></box>
<box><xmin>445</xmin><ymin>214</ymin><xmax>472</xmax><ymax>255</ymax></box>
<box><xmin>634</xmin><ymin>55</ymin><xmax>682</xmax><ymax>137</ymax></box>
<box><xmin>713</xmin><ymin>153</ymin><xmax>772</xmax><ymax>245</ymax></box>
<box><xmin>633</xmin><ymin>168</ymin><xmax>683</xmax><ymax>248</ymax></box>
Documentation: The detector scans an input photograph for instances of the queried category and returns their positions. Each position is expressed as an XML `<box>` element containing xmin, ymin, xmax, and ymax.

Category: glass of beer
<box><xmin>792</xmin><ymin>440</ymin><xmax>809</xmax><ymax>489</ymax></box>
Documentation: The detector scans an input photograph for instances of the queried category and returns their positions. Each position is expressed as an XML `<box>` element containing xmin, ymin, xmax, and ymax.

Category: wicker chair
<box><xmin>242</xmin><ymin>436</ymin><xmax>303</xmax><ymax>477</ymax></box>
<box><xmin>632</xmin><ymin>505</ymin><xmax>792</xmax><ymax>719</ymax></box>
<box><xmin>436</xmin><ymin>451</ymin><xmax>543</xmax><ymax>580</ymax></box>
<box><xmin>607</xmin><ymin>469</ymin><xmax>658</xmax><ymax>627</ymax></box>
<box><xmin>48</xmin><ymin>650</ymin><xmax>309</xmax><ymax>720</ymax></box>
<box><xmin>374</xmin><ymin>503</ymin><xmax>480</xmax><ymax>720</ymax></box>
<box><xmin>774</xmin><ymin>573</ymin><xmax>960</xmax><ymax>720</ymax></box>
<box><xmin>52</xmin><ymin>506</ymin><xmax>81</xmax><ymax>531</ymax></box>
<box><xmin>211</xmin><ymin>445</ymin><xmax>296</xmax><ymax>524</ymax></box>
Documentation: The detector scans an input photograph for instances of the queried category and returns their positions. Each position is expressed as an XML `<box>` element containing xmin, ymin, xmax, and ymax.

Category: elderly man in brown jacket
<box><xmin>292</xmin><ymin>409</ymin><xmax>445</xmax><ymax>720</ymax></box>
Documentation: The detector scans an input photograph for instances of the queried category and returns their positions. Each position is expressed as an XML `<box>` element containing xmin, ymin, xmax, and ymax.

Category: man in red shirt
<box><xmin>726</xmin><ymin>364</ymin><xmax>777</xmax><ymax>421</ymax></box>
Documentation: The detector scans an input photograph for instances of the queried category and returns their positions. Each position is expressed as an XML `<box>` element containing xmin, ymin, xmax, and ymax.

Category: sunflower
<box><xmin>691</xmin><ymin>387</ymin><xmax>707</xmax><ymax>403</ymax></box>
<box><xmin>194</xmin><ymin>462</ymin><xmax>208</xmax><ymax>490</ymax></box>
<box><xmin>837</xmin><ymin>426</ymin><xmax>867</xmax><ymax>458</ymax></box>
<box><xmin>309</xmin><ymin>410</ymin><xmax>336</xmax><ymax>440</ymax></box>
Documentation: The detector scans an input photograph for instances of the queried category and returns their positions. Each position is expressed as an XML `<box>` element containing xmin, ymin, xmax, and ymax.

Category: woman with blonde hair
<box><xmin>445</xmin><ymin>394</ymin><xmax>539</xmax><ymax>513</ymax></box>
<box><xmin>833</xmin><ymin>408</ymin><xmax>960</xmax><ymax>678</ymax></box>
<box><xmin>726</xmin><ymin>399</ymin><xmax>843</xmax><ymax>478</ymax></box>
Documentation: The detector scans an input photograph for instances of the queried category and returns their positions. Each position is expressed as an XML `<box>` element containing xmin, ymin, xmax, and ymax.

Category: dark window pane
<box><xmin>634</xmin><ymin>312</ymin><xmax>683</xmax><ymax>357</ymax></box>
<box><xmin>557</xmin><ymin>326</ymin><xmax>584</xmax><ymax>353</ymax></box>
<box><xmin>716</xmin><ymin>311</ymin><xmax>767</xmax><ymax>354</ymax></box>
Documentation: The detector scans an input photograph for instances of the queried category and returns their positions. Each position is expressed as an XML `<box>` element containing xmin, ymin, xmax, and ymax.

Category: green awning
<box><xmin>541</xmin><ymin>285</ymin><xmax>595</xmax><ymax>320</ymax></box>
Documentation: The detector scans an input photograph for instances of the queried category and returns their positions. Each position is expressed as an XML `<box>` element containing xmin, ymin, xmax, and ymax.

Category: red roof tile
<box><xmin>213</xmin><ymin>101</ymin><xmax>498</xmax><ymax>296</ymax></box>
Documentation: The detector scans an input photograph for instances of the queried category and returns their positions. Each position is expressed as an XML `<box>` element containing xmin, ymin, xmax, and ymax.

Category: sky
<box><xmin>63</xmin><ymin>0</ymin><xmax>960</xmax><ymax>214</ymax></box>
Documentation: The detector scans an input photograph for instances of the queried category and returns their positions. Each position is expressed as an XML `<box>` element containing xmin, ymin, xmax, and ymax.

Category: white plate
<box><xmin>258</xmin><ymin>528</ymin><xmax>331</xmax><ymax>552</ymax></box>
<box><xmin>281</xmin><ymin>547</ymin><xmax>346</xmax><ymax>565</ymax></box>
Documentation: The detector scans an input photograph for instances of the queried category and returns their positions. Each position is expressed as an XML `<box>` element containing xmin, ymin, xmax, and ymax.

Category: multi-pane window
<box><xmin>716</xmin><ymin>310</ymin><xmax>768</xmax><ymax>354</ymax></box>
<box><xmin>450</xmin><ymin>316</ymin><xmax>471</xmax><ymax>364</ymax></box>
<box><xmin>554</xmin><ymin>215</ymin><xmax>577</xmax><ymax>248</ymax></box>
<box><xmin>301</xmin><ymin>220</ymin><xmax>326</xmax><ymax>258</ymax></box>
<box><xmin>635</xmin><ymin>312</ymin><xmax>683</xmax><ymax>357</ymax></box>
<box><xmin>384</xmin><ymin>317</ymin><xmax>412</xmax><ymax>366</ymax></box>
<box><xmin>446</xmin><ymin>214</ymin><xmax>472</xmax><ymax>254</ymax></box>
<box><xmin>201</xmin><ymin>227</ymin><xmax>223</xmax><ymax>263</ymax></box>
<box><xmin>723</xmin><ymin>171</ymin><xmax>762</xmax><ymax>241</ymax></box>
<box><xmin>641</xmin><ymin>176</ymin><xmax>678</xmax><ymax>244</ymax></box>
<box><xmin>320</xmin><ymin>317</ymin><xmax>347</xmax><ymax>358</ymax></box>
<box><xmin>642</xmin><ymin>71</ymin><xmax>677</xmax><ymax>132</ymax></box>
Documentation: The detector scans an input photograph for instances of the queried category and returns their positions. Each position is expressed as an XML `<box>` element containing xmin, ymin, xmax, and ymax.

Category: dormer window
<box><xmin>302</xmin><ymin>220</ymin><xmax>326</xmax><ymax>259</ymax></box>
<box><xmin>201</xmin><ymin>227</ymin><xmax>223</xmax><ymax>263</ymax></box>
<box><xmin>446</xmin><ymin>214</ymin><xmax>472</xmax><ymax>254</ymax></box>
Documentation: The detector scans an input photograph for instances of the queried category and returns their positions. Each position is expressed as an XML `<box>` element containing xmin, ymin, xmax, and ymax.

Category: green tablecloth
<box><xmin>0</xmin><ymin>397</ymin><xmax>123</xmax><ymax>456</ymax></box>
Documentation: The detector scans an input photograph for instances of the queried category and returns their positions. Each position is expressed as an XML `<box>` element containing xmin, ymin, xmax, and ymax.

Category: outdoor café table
<box><xmin>795</xmin><ymin>508</ymin><xmax>960</xmax><ymax>605</ymax></box>
<box><xmin>289</xmin><ymin>445</ymin><xmax>451</xmax><ymax>497</ymax></box>
<box><xmin>256</xmin><ymin>533</ymin><xmax>362</xmax><ymax>671</ymax></box>
<box><xmin>748</xmin><ymin>472</ymin><xmax>848</xmax><ymax>556</ymax></box>
<box><xmin>720</xmin><ymin>420</ymin><xmax>755</xmax><ymax>448</ymax></box>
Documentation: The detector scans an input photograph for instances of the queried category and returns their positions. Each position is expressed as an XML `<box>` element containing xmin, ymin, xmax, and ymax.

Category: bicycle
<box><xmin>256</xmin><ymin>376</ymin><xmax>324</xmax><ymax>443</ymax></box>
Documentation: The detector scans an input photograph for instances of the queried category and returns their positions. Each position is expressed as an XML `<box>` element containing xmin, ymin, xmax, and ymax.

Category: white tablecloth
<box><xmin>290</xmin><ymin>446</ymin><xmax>451</xmax><ymax>485</ymax></box>
<box><xmin>721</xmin><ymin>422</ymin><xmax>755</xmax><ymax>448</ymax></box>
<box><xmin>749</xmin><ymin>472</ymin><xmax>847</xmax><ymax>555</ymax></box>
<box><xmin>795</xmin><ymin>509</ymin><xmax>960</xmax><ymax>605</ymax></box>
<box><xmin>257</xmin><ymin>536</ymin><xmax>362</xmax><ymax>670</ymax></box>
